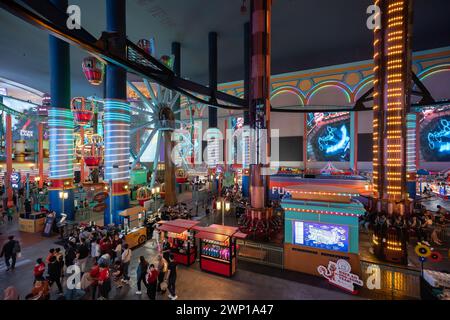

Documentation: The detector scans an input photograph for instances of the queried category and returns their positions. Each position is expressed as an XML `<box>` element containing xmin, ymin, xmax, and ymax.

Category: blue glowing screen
<box><xmin>420</xmin><ymin>114</ymin><xmax>450</xmax><ymax>162</ymax></box>
<box><xmin>294</xmin><ymin>221</ymin><xmax>349</xmax><ymax>252</ymax></box>
<box><xmin>307</xmin><ymin>113</ymin><xmax>350</xmax><ymax>162</ymax></box>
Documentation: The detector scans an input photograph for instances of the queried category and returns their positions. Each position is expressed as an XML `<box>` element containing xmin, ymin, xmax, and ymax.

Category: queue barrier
<box><xmin>236</xmin><ymin>239</ymin><xmax>284</xmax><ymax>269</ymax></box>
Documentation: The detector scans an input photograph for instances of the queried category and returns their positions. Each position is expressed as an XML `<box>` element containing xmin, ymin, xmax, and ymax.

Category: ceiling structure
<box><xmin>0</xmin><ymin>0</ymin><xmax>449</xmax><ymax>100</ymax></box>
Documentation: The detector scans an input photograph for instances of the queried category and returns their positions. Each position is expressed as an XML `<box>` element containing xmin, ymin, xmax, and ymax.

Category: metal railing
<box><xmin>360</xmin><ymin>260</ymin><xmax>421</xmax><ymax>299</ymax></box>
<box><xmin>236</xmin><ymin>239</ymin><xmax>284</xmax><ymax>269</ymax></box>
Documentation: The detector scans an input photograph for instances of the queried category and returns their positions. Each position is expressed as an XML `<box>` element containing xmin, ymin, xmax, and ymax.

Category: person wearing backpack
<box><xmin>1</xmin><ymin>235</ymin><xmax>21</xmax><ymax>271</ymax></box>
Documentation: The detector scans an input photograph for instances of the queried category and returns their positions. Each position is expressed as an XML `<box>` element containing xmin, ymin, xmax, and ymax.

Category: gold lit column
<box><xmin>372</xmin><ymin>0</ymin><xmax>413</xmax><ymax>212</ymax></box>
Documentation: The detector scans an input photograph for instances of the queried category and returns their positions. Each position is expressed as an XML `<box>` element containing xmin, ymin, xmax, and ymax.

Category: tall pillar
<box><xmin>208</xmin><ymin>32</ymin><xmax>218</xmax><ymax>129</ymax></box>
<box><xmin>249</xmin><ymin>0</ymin><xmax>271</xmax><ymax>209</ymax></box>
<box><xmin>104</xmin><ymin>0</ymin><xmax>130</xmax><ymax>225</ymax></box>
<box><xmin>372</xmin><ymin>0</ymin><xmax>413</xmax><ymax>213</ymax></box>
<box><xmin>48</xmin><ymin>0</ymin><xmax>75</xmax><ymax>220</ymax></box>
<box><xmin>242</xmin><ymin>22</ymin><xmax>251</xmax><ymax>197</ymax></box>
<box><xmin>172</xmin><ymin>42</ymin><xmax>181</xmax><ymax>121</ymax></box>
<box><xmin>38</xmin><ymin>123</ymin><xmax>44</xmax><ymax>189</ymax></box>
<box><xmin>350</xmin><ymin>112</ymin><xmax>358</xmax><ymax>173</ymax></box>
<box><xmin>5</xmin><ymin>114</ymin><xmax>13</xmax><ymax>202</ymax></box>
<box><xmin>207</xmin><ymin>32</ymin><xmax>220</xmax><ymax>169</ymax></box>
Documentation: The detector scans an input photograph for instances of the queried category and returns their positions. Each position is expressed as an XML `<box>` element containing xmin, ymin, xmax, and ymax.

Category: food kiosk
<box><xmin>192</xmin><ymin>224</ymin><xmax>247</xmax><ymax>278</ymax></box>
<box><xmin>119</xmin><ymin>206</ymin><xmax>149</xmax><ymax>248</ymax></box>
<box><xmin>157</xmin><ymin>219</ymin><xmax>200</xmax><ymax>266</ymax></box>
<box><xmin>19</xmin><ymin>212</ymin><xmax>46</xmax><ymax>233</ymax></box>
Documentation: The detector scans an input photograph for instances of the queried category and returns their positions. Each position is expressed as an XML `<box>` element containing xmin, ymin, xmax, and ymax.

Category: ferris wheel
<box><xmin>127</xmin><ymin>78</ymin><xmax>207</xmax><ymax>190</ymax></box>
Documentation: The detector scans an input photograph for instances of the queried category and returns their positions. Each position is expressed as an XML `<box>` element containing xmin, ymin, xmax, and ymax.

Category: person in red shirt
<box><xmin>45</xmin><ymin>248</ymin><xmax>55</xmax><ymax>264</ymax></box>
<box><xmin>97</xmin><ymin>262</ymin><xmax>111</xmax><ymax>300</ymax></box>
<box><xmin>146</xmin><ymin>264</ymin><xmax>159</xmax><ymax>300</ymax></box>
<box><xmin>33</xmin><ymin>258</ymin><xmax>45</xmax><ymax>283</ymax></box>
<box><xmin>89</xmin><ymin>262</ymin><xmax>100</xmax><ymax>300</ymax></box>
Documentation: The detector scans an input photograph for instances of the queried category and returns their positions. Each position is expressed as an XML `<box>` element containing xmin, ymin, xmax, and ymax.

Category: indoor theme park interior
<box><xmin>1</xmin><ymin>0</ymin><xmax>450</xmax><ymax>306</ymax></box>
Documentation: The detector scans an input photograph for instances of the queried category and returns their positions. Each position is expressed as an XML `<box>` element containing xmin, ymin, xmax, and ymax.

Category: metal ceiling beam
<box><xmin>0</xmin><ymin>0</ymin><xmax>246</xmax><ymax>110</ymax></box>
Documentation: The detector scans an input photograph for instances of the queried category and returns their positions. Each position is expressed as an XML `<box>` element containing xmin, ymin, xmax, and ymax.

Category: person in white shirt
<box><xmin>91</xmin><ymin>239</ymin><xmax>101</xmax><ymax>262</ymax></box>
<box><xmin>121</xmin><ymin>244</ymin><xmax>132</xmax><ymax>283</ymax></box>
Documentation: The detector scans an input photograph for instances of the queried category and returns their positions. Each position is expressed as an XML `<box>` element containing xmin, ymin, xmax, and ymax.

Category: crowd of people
<box><xmin>360</xmin><ymin>204</ymin><xmax>450</xmax><ymax>247</ymax></box>
<box><xmin>1</xmin><ymin>224</ymin><xmax>179</xmax><ymax>300</ymax></box>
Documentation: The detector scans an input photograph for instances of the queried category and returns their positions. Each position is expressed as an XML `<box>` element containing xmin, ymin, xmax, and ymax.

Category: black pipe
<box><xmin>243</xmin><ymin>22</ymin><xmax>250</xmax><ymax>125</ymax></box>
<box><xmin>172</xmin><ymin>42</ymin><xmax>181</xmax><ymax>119</ymax></box>
<box><xmin>208</xmin><ymin>32</ymin><xmax>218</xmax><ymax>128</ymax></box>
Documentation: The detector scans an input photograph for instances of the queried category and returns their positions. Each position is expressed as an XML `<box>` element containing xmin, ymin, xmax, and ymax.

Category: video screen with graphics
<box><xmin>307</xmin><ymin>112</ymin><xmax>350</xmax><ymax>162</ymax></box>
<box><xmin>293</xmin><ymin>221</ymin><xmax>349</xmax><ymax>252</ymax></box>
<box><xmin>420</xmin><ymin>106</ymin><xmax>450</xmax><ymax>162</ymax></box>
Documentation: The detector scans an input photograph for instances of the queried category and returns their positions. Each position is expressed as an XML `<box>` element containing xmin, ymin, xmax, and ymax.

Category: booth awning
<box><xmin>158</xmin><ymin>224</ymin><xmax>187</xmax><ymax>234</ymax></box>
<box><xmin>119</xmin><ymin>206</ymin><xmax>146</xmax><ymax>217</ymax></box>
<box><xmin>195</xmin><ymin>231</ymin><xmax>229</xmax><ymax>243</ymax></box>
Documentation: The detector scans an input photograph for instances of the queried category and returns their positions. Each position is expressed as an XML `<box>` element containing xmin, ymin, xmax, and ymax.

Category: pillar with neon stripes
<box><xmin>104</xmin><ymin>101</ymin><xmax>130</xmax><ymax>225</ymax></box>
<box><xmin>372</xmin><ymin>0</ymin><xmax>413</xmax><ymax>214</ymax></box>
<box><xmin>48</xmin><ymin>0</ymin><xmax>75</xmax><ymax>220</ymax></box>
<box><xmin>104</xmin><ymin>0</ymin><xmax>130</xmax><ymax>225</ymax></box>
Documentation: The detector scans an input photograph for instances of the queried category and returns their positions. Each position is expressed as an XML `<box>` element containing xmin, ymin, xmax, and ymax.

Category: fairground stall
<box><xmin>281</xmin><ymin>185</ymin><xmax>365</xmax><ymax>282</ymax></box>
<box><xmin>157</xmin><ymin>219</ymin><xmax>200</xmax><ymax>266</ymax></box>
<box><xmin>119</xmin><ymin>206</ymin><xmax>150</xmax><ymax>248</ymax></box>
<box><xmin>192</xmin><ymin>224</ymin><xmax>247</xmax><ymax>278</ymax></box>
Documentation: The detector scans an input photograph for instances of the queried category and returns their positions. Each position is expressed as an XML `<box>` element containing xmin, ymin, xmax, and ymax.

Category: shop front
<box><xmin>157</xmin><ymin>219</ymin><xmax>200</xmax><ymax>266</ymax></box>
<box><xmin>193</xmin><ymin>224</ymin><xmax>247</xmax><ymax>278</ymax></box>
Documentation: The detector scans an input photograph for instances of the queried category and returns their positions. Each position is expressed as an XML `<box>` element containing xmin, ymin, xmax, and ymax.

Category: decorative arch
<box><xmin>270</xmin><ymin>86</ymin><xmax>306</xmax><ymax>107</ymax></box>
<box><xmin>306</xmin><ymin>80</ymin><xmax>353</xmax><ymax>105</ymax></box>
<box><xmin>353</xmin><ymin>76</ymin><xmax>374</xmax><ymax>100</ymax></box>
<box><xmin>418</xmin><ymin>64</ymin><xmax>450</xmax><ymax>81</ymax></box>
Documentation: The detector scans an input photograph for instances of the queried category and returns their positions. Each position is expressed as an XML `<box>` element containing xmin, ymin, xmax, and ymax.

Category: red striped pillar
<box><xmin>249</xmin><ymin>0</ymin><xmax>271</xmax><ymax>210</ymax></box>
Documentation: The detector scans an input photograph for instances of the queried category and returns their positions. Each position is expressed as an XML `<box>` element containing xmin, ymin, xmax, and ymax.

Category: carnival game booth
<box><xmin>119</xmin><ymin>206</ymin><xmax>149</xmax><ymax>248</ymax></box>
<box><xmin>281</xmin><ymin>185</ymin><xmax>365</xmax><ymax>283</ymax></box>
<box><xmin>157</xmin><ymin>219</ymin><xmax>200</xmax><ymax>266</ymax></box>
<box><xmin>192</xmin><ymin>224</ymin><xmax>247</xmax><ymax>278</ymax></box>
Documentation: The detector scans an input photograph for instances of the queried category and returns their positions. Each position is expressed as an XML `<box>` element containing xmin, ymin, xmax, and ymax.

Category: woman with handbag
<box><xmin>156</xmin><ymin>254</ymin><xmax>168</xmax><ymax>293</ymax></box>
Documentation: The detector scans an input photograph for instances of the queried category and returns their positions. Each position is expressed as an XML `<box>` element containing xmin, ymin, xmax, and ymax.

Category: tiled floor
<box><xmin>1</xmin><ymin>191</ymin><xmax>448</xmax><ymax>300</ymax></box>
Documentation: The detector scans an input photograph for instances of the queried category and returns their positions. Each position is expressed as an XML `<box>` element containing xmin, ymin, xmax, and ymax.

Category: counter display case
<box><xmin>193</xmin><ymin>224</ymin><xmax>247</xmax><ymax>278</ymax></box>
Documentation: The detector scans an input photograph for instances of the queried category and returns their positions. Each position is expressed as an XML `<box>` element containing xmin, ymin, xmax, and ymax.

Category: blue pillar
<box><xmin>104</xmin><ymin>0</ymin><xmax>130</xmax><ymax>225</ymax></box>
<box><xmin>48</xmin><ymin>0</ymin><xmax>75</xmax><ymax>220</ymax></box>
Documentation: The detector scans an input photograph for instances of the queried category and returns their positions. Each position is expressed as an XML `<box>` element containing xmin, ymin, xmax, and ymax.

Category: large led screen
<box><xmin>307</xmin><ymin>112</ymin><xmax>350</xmax><ymax>162</ymax></box>
<box><xmin>293</xmin><ymin>221</ymin><xmax>349</xmax><ymax>252</ymax></box>
<box><xmin>420</xmin><ymin>106</ymin><xmax>450</xmax><ymax>162</ymax></box>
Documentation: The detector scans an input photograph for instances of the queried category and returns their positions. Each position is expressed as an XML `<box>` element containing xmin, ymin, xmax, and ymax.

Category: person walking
<box><xmin>76</xmin><ymin>238</ymin><xmax>89</xmax><ymax>274</ymax></box>
<box><xmin>1</xmin><ymin>235</ymin><xmax>21</xmax><ymax>271</ymax></box>
<box><xmin>136</xmin><ymin>256</ymin><xmax>149</xmax><ymax>295</ymax></box>
<box><xmin>97</xmin><ymin>262</ymin><xmax>111</xmax><ymax>300</ymax></box>
<box><xmin>33</xmin><ymin>258</ymin><xmax>46</xmax><ymax>283</ymax></box>
<box><xmin>121</xmin><ymin>244</ymin><xmax>132</xmax><ymax>284</ymax></box>
<box><xmin>165</xmin><ymin>254</ymin><xmax>178</xmax><ymax>300</ymax></box>
<box><xmin>47</xmin><ymin>256</ymin><xmax>63</xmax><ymax>295</ymax></box>
<box><xmin>146</xmin><ymin>264</ymin><xmax>159</xmax><ymax>300</ymax></box>
<box><xmin>156</xmin><ymin>254</ymin><xmax>168</xmax><ymax>293</ymax></box>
